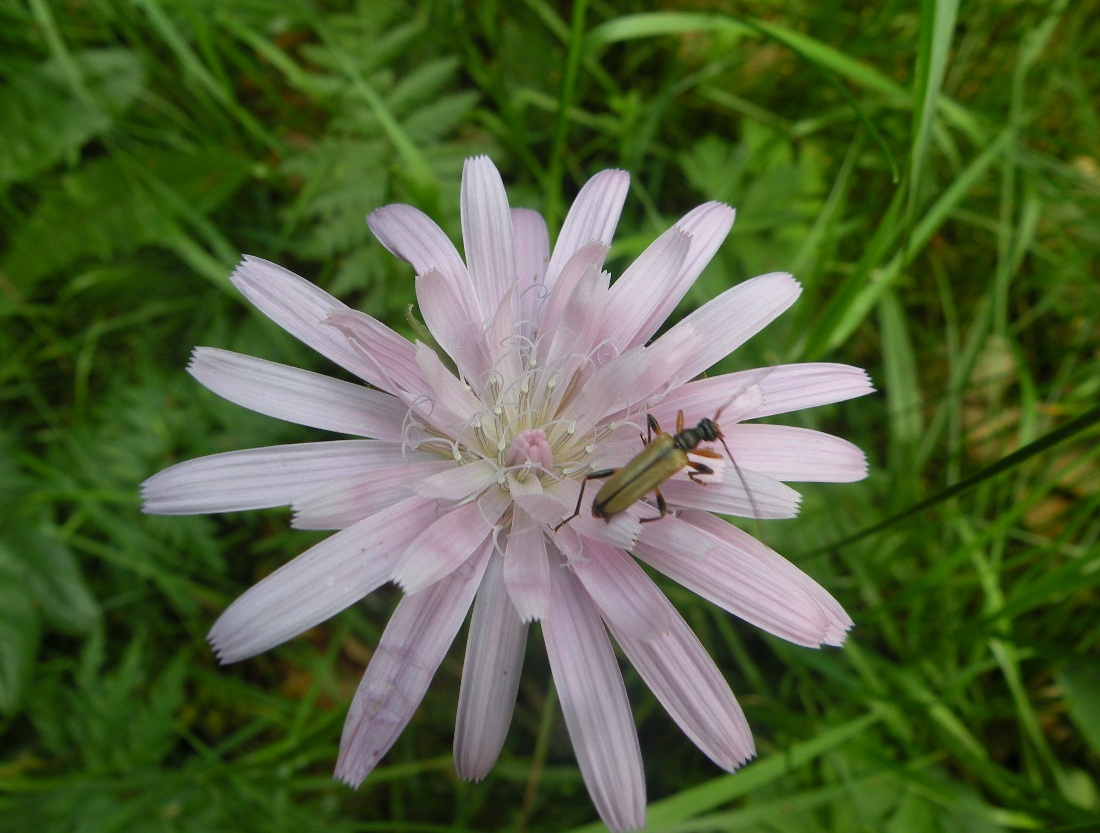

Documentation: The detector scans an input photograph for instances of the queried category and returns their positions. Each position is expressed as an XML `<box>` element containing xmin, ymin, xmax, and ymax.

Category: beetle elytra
<box><xmin>554</xmin><ymin>409</ymin><xmax>736</xmax><ymax>530</ymax></box>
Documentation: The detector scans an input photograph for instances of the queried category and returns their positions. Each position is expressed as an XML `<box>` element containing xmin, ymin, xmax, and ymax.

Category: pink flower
<box><xmin>143</xmin><ymin>156</ymin><xmax>872</xmax><ymax>832</ymax></box>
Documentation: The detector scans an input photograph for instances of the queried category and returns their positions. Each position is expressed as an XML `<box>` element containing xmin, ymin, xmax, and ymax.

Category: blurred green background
<box><xmin>2</xmin><ymin>0</ymin><xmax>1098</xmax><ymax>830</ymax></box>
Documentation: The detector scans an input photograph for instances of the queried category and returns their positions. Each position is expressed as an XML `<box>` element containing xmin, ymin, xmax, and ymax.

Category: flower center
<box><xmin>505</xmin><ymin>428</ymin><xmax>555</xmax><ymax>472</ymax></box>
<box><xmin>405</xmin><ymin>333</ymin><xmax>618</xmax><ymax>503</ymax></box>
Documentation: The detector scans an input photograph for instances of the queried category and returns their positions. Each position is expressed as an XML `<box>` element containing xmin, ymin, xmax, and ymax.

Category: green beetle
<box><xmin>555</xmin><ymin>409</ymin><xmax>734</xmax><ymax>530</ymax></box>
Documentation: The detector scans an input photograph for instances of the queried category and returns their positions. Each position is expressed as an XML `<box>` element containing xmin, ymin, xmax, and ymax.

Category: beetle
<box><xmin>554</xmin><ymin>409</ymin><xmax>735</xmax><ymax>530</ymax></box>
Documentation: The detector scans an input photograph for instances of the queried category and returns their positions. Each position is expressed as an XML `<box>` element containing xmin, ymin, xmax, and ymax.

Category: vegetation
<box><xmin>2</xmin><ymin>0</ymin><xmax>1098</xmax><ymax>830</ymax></box>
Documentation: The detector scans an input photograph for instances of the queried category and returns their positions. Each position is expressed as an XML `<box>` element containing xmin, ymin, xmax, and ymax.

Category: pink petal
<box><xmin>461</xmin><ymin>156</ymin><xmax>516</xmax><ymax>319</ymax></box>
<box><xmin>454</xmin><ymin>552</ymin><xmax>528</xmax><ymax>780</ymax></box>
<box><xmin>230</xmin><ymin>256</ymin><xmax>362</xmax><ymax>376</ymax></box>
<box><xmin>544</xmin><ymin>561</ymin><xmax>646</xmax><ymax>833</ymax></box>
<box><xmin>723</xmin><ymin>424</ymin><xmax>868</xmax><ymax>482</ymax></box>
<box><xmin>538</xmin><ymin>245</ymin><xmax>612</xmax><ymax>388</ymax></box>
<box><xmin>562</xmin><ymin>346</ymin><xmax>649</xmax><ymax>440</ymax></box>
<box><xmin>510</xmin><ymin>486</ymin><xmax>571</xmax><ymax>528</ymax></box>
<box><xmin>412</xmin><ymin>459</ymin><xmax>498</xmax><ymax>502</ymax></box>
<box><xmin>414</xmin><ymin>341</ymin><xmax>490</xmax><ymax>442</ymax></box>
<box><xmin>662</xmin><ymin>362</ymin><xmax>875</xmax><ymax>421</ymax></box>
<box><xmin>570</xmin><ymin>540</ymin><xmax>672</xmax><ymax>641</ymax></box>
<box><xmin>511</xmin><ymin>207</ymin><xmax>550</xmax><ymax>340</ymax></box>
<box><xmin>606</xmin><ymin>202</ymin><xmax>736</xmax><ymax>349</ymax></box>
<box><xmin>607</xmin><ymin>599</ymin><xmax>755</xmax><ymax>771</ymax></box>
<box><xmin>634</xmin><ymin>324</ymin><xmax>702</xmax><ymax>405</ymax></box>
<box><xmin>484</xmin><ymin>285</ymin><xmax>523</xmax><ymax>390</ymax></box>
<box><xmin>599</xmin><ymin>220</ymin><xmax>693</xmax><ymax>354</ymax></box>
<box><xmin>142</xmin><ymin>440</ymin><xmax>425</xmax><ymax>515</ymax></box>
<box><xmin>188</xmin><ymin>348</ymin><xmax>407</xmax><ymax>440</ymax></box>
<box><xmin>208</xmin><ymin>495</ymin><xmax>443</xmax><ymax>662</ymax></box>
<box><xmin>643</xmin><ymin>377</ymin><xmax>764</xmax><ymax>429</ymax></box>
<box><xmin>415</xmin><ymin>268</ymin><xmax>490</xmax><ymax>381</ymax></box>
<box><xmin>647</xmin><ymin>272</ymin><xmax>801</xmax><ymax>383</ymax></box>
<box><xmin>323</xmin><ymin>310</ymin><xmax>424</xmax><ymax>398</ymax></box>
<box><xmin>672</xmin><ymin>202</ymin><xmax>735</xmax><ymax>275</ymax></box>
<box><xmin>543</xmin><ymin>170</ymin><xmax>630</xmax><ymax>293</ymax></box>
<box><xmin>502</xmin><ymin>509</ymin><xmax>551</xmax><ymax>622</ymax></box>
<box><xmin>658</xmin><ymin>466</ymin><xmax>802</xmax><ymax>519</ymax></box>
<box><xmin>581</xmin><ymin>420</ymin><xmax>652</xmax><ymax>470</ymax></box>
<box><xmin>291</xmin><ymin>460</ymin><xmax>456</xmax><ymax>530</ymax></box>
<box><xmin>634</xmin><ymin>514</ymin><xmax>850</xmax><ymax>647</ymax></box>
<box><xmin>685</xmin><ymin>509</ymin><xmax>853</xmax><ymax>644</ymax></box>
<box><xmin>538</xmin><ymin>242</ymin><xmax>610</xmax><ymax>343</ymax></box>
<box><xmin>603</xmin><ymin>204</ymin><xmax>729</xmax><ymax>348</ymax></box>
<box><xmin>528</xmin><ymin>474</ymin><xmax>642</xmax><ymax>552</ymax></box>
<box><xmin>512</xmin><ymin>207</ymin><xmax>550</xmax><ymax>282</ymax></box>
<box><xmin>336</xmin><ymin>538</ymin><xmax>493</xmax><ymax>787</ymax></box>
<box><xmin>392</xmin><ymin>490</ymin><xmax>509</xmax><ymax>594</ymax></box>
<box><xmin>569</xmin><ymin>507</ymin><xmax>641</xmax><ymax>553</ymax></box>
<box><xmin>367</xmin><ymin>203</ymin><xmax>479</xmax><ymax>322</ymax></box>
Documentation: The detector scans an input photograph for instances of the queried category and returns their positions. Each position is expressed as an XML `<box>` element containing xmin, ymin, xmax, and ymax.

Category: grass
<box><xmin>2</xmin><ymin>0</ymin><xmax>1099</xmax><ymax>831</ymax></box>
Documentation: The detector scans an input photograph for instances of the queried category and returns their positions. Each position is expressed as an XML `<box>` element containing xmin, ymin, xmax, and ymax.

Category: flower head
<box><xmin>143</xmin><ymin>156</ymin><xmax>872</xmax><ymax>832</ymax></box>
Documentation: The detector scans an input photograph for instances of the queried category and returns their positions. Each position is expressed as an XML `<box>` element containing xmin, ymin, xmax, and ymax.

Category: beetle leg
<box><xmin>554</xmin><ymin>469</ymin><xmax>617</xmax><ymax>531</ymax></box>
<box><xmin>639</xmin><ymin>487</ymin><xmax>669</xmax><ymax>523</ymax></box>
<box><xmin>643</xmin><ymin>414</ymin><xmax>662</xmax><ymax>446</ymax></box>
<box><xmin>692</xmin><ymin>448</ymin><xmax>722</xmax><ymax>459</ymax></box>
<box><xmin>687</xmin><ymin>459</ymin><xmax>715</xmax><ymax>485</ymax></box>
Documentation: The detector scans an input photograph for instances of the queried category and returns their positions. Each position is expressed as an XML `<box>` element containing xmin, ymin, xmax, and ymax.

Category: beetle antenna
<box><xmin>710</xmin><ymin>363</ymin><xmax>780</xmax><ymax>424</ymax></box>
<box><xmin>715</xmin><ymin>421</ymin><xmax>766</xmax><ymax>531</ymax></box>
